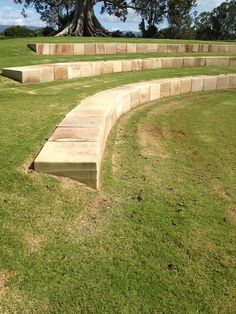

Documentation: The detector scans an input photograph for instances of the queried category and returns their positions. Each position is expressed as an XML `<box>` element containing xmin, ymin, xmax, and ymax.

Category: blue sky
<box><xmin>0</xmin><ymin>0</ymin><xmax>226</xmax><ymax>31</ymax></box>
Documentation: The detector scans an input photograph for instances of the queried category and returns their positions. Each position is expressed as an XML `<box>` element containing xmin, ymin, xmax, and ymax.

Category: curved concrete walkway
<box><xmin>28</xmin><ymin>43</ymin><xmax>236</xmax><ymax>55</ymax></box>
<box><xmin>3</xmin><ymin>56</ymin><xmax>236</xmax><ymax>83</ymax></box>
<box><xmin>34</xmin><ymin>74</ymin><xmax>236</xmax><ymax>189</ymax></box>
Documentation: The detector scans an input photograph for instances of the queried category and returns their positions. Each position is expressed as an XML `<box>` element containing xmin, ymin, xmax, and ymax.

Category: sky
<box><xmin>0</xmin><ymin>0</ymin><xmax>226</xmax><ymax>31</ymax></box>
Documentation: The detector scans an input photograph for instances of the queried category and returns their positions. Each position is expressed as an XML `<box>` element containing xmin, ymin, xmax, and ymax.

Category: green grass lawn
<box><xmin>0</xmin><ymin>38</ymin><xmax>236</xmax><ymax>313</ymax></box>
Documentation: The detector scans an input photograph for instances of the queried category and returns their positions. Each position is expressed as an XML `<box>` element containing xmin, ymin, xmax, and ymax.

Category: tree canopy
<box><xmin>195</xmin><ymin>0</ymin><xmax>236</xmax><ymax>40</ymax></box>
<box><xmin>13</xmin><ymin>0</ymin><xmax>236</xmax><ymax>39</ymax></box>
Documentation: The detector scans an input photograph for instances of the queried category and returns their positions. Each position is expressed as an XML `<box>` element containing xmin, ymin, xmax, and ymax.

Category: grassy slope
<box><xmin>0</xmin><ymin>38</ymin><xmax>235</xmax><ymax>313</ymax></box>
<box><xmin>0</xmin><ymin>37</ymin><xmax>236</xmax><ymax>69</ymax></box>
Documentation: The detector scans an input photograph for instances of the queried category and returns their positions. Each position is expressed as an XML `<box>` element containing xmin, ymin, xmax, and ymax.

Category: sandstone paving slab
<box><xmin>49</xmin><ymin>127</ymin><xmax>101</xmax><ymax>142</ymax></box>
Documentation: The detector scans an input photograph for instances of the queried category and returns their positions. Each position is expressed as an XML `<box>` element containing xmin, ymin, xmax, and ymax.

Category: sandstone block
<box><xmin>217</xmin><ymin>57</ymin><xmax>230</xmax><ymax>66</ymax></box>
<box><xmin>194</xmin><ymin>57</ymin><xmax>206</xmax><ymax>67</ymax></box>
<box><xmin>209</xmin><ymin>45</ymin><xmax>219</xmax><ymax>52</ymax></box>
<box><xmin>160</xmin><ymin>81</ymin><xmax>171</xmax><ymax>98</ymax></box>
<box><xmin>122</xmin><ymin>60</ymin><xmax>133</xmax><ymax>72</ymax></box>
<box><xmin>49</xmin><ymin>44</ymin><xmax>57</xmax><ymax>55</ymax></box>
<box><xmin>127</xmin><ymin>43</ymin><xmax>137</xmax><ymax>53</ymax></box>
<box><xmin>202</xmin><ymin>44</ymin><xmax>210</xmax><ymax>52</ymax></box>
<box><xmin>206</xmin><ymin>58</ymin><xmax>218</xmax><ymax>67</ymax></box>
<box><xmin>168</xmin><ymin>44</ymin><xmax>178</xmax><ymax>53</ymax></box>
<box><xmin>96</xmin><ymin>43</ymin><xmax>106</xmax><ymax>55</ymax></box>
<box><xmin>218</xmin><ymin>45</ymin><xmax>229</xmax><ymax>53</ymax></box>
<box><xmin>91</xmin><ymin>62</ymin><xmax>103</xmax><ymax>76</ymax></box>
<box><xmin>191</xmin><ymin>77</ymin><xmax>204</xmax><ymax>92</ymax></box>
<box><xmin>116</xmin><ymin>43</ymin><xmax>127</xmax><ymax>54</ymax></box>
<box><xmin>40</xmin><ymin>66</ymin><xmax>54</xmax><ymax>82</ymax></box>
<box><xmin>229</xmin><ymin>74</ymin><xmax>236</xmax><ymax>88</ymax></box>
<box><xmin>59</xmin><ymin>115</ymin><xmax>105</xmax><ymax>128</ymax></box>
<box><xmin>157</xmin><ymin>44</ymin><xmax>167</xmax><ymax>53</ymax></box>
<box><xmin>192</xmin><ymin>45</ymin><xmax>199</xmax><ymax>52</ymax></box>
<box><xmin>150</xmin><ymin>83</ymin><xmax>161</xmax><ymax>101</ymax></box>
<box><xmin>150</xmin><ymin>58</ymin><xmax>161</xmax><ymax>69</ymax></box>
<box><xmin>177</xmin><ymin>44</ymin><xmax>186</xmax><ymax>52</ymax></box>
<box><xmin>61</xmin><ymin>44</ymin><xmax>74</xmax><ymax>55</ymax></box>
<box><xmin>139</xmin><ymin>84</ymin><xmax>151</xmax><ymax>104</ymax></box>
<box><xmin>113</xmin><ymin>87</ymin><xmax>132</xmax><ymax>114</ymax></box>
<box><xmin>84</xmin><ymin>43</ymin><xmax>96</xmax><ymax>55</ymax></box>
<box><xmin>137</xmin><ymin>44</ymin><xmax>147</xmax><ymax>53</ymax></box>
<box><xmin>106</xmin><ymin>43</ymin><xmax>117</xmax><ymax>54</ymax></box>
<box><xmin>79</xmin><ymin>62</ymin><xmax>92</xmax><ymax>77</ymax></box>
<box><xmin>142</xmin><ymin>59</ymin><xmax>153</xmax><ymax>70</ymax></box>
<box><xmin>38</xmin><ymin>44</ymin><xmax>50</xmax><ymax>55</ymax></box>
<box><xmin>160</xmin><ymin>58</ymin><xmax>173</xmax><ymax>68</ymax></box>
<box><xmin>170</xmin><ymin>80</ymin><xmax>181</xmax><ymax>96</ymax></box>
<box><xmin>112</xmin><ymin>61</ymin><xmax>122</xmax><ymax>73</ymax></box>
<box><xmin>49</xmin><ymin>127</ymin><xmax>101</xmax><ymax>142</ymax></box>
<box><xmin>204</xmin><ymin>76</ymin><xmax>217</xmax><ymax>91</ymax></box>
<box><xmin>131</xmin><ymin>88</ymin><xmax>141</xmax><ymax>108</ymax></box>
<box><xmin>73</xmin><ymin>44</ymin><xmax>85</xmax><ymax>55</ymax></box>
<box><xmin>230</xmin><ymin>58</ymin><xmax>236</xmax><ymax>66</ymax></box>
<box><xmin>132</xmin><ymin>59</ymin><xmax>143</xmax><ymax>71</ymax></box>
<box><xmin>229</xmin><ymin>45</ymin><xmax>236</xmax><ymax>53</ymax></box>
<box><xmin>185</xmin><ymin>44</ymin><xmax>193</xmax><ymax>52</ymax></box>
<box><xmin>102</xmin><ymin>61</ymin><xmax>114</xmax><ymax>75</ymax></box>
<box><xmin>34</xmin><ymin>141</ymin><xmax>99</xmax><ymax>188</ymax></box>
<box><xmin>147</xmin><ymin>44</ymin><xmax>158</xmax><ymax>53</ymax></box>
<box><xmin>183</xmin><ymin>57</ymin><xmax>195</xmax><ymax>67</ymax></box>
<box><xmin>216</xmin><ymin>75</ymin><xmax>230</xmax><ymax>90</ymax></box>
<box><xmin>172</xmin><ymin>58</ymin><xmax>184</xmax><ymax>68</ymax></box>
<box><xmin>54</xmin><ymin>65</ymin><xmax>68</xmax><ymax>81</ymax></box>
<box><xmin>68</xmin><ymin>63</ymin><xmax>82</xmax><ymax>79</ymax></box>
<box><xmin>180</xmin><ymin>78</ymin><xmax>192</xmax><ymax>94</ymax></box>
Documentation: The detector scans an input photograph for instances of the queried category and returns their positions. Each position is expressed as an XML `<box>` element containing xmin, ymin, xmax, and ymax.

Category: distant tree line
<box><xmin>2</xmin><ymin>0</ymin><xmax>235</xmax><ymax>39</ymax></box>
<box><xmin>139</xmin><ymin>0</ymin><xmax>235</xmax><ymax>40</ymax></box>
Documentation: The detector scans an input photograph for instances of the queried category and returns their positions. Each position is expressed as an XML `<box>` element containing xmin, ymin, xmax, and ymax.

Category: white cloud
<box><xmin>197</xmin><ymin>0</ymin><xmax>225</xmax><ymax>12</ymax></box>
<box><xmin>100</xmin><ymin>8</ymin><xmax>140</xmax><ymax>24</ymax></box>
<box><xmin>0</xmin><ymin>6</ymin><xmax>45</xmax><ymax>27</ymax></box>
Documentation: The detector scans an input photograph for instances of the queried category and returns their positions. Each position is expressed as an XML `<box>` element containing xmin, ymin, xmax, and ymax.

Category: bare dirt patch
<box><xmin>213</xmin><ymin>183</ymin><xmax>231</xmax><ymax>201</ymax></box>
<box><xmin>0</xmin><ymin>272</ymin><xmax>11</xmax><ymax>301</ymax></box>
<box><xmin>138</xmin><ymin>125</ymin><xmax>169</xmax><ymax>158</ymax></box>
<box><xmin>150</xmin><ymin>100</ymin><xmax>187</xmax><ymax>115</ymax></box>
<box><xmin>69</xmin><ymin>193</ymin><xmax>118</xmax><ymax>240</ymax></box>
<box><xmin>25</xmin><ymin>233</ymin><xmax>44</xmax><ymax>253</ymax></box>
<box><xmin>227</xmin><ymin>205</ymin><xmax>236</xmax><ymax>222</ymax></box>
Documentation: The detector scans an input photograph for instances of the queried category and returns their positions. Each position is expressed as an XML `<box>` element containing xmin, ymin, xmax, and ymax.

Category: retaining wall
<box><xmin>34</xmin><ymin>74</ymin><xmax>236</xmax><ymax>189</ymax></box>
<box><xmin>28</xmin><ymin>43</ymin><xmax>236</xmax><ymax>55</ymax></box>
<box><xmin>3</xmin><ymin>56</ymin><xmax>236</xmax><ymax>83</ymax></box>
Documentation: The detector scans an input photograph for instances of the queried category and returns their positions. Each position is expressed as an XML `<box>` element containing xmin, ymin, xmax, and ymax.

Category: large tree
<box><xmin>195</xmin><ymin>0</ymin><xmax>236</xmax><ymax>40</ymax></box>
<box><xmin>166</xmin><ymin>0</ymin><xmax>197</xmax><ymax>38</ymax></box>
<box><xmin>14</xmin><ymin>0</ymin><xmax>138</xmax><ymax>36</ymax></box>
<box><xmin>14</xmin><ymin>0</ymin><xmax>198</xmax><ymax>37</ymax></box>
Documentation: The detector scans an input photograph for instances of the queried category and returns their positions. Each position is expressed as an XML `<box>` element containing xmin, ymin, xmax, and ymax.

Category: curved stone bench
<box><xmin>28</xmin><ymin>43</ymin><xmax>236</xmax><ymax>56</ymax></box>
<box><xmin>3</xmin><ymin>56</ymin><xmax>236</xmax><ymax>83</ymax></box>
<box><xmin>34</xmin><ymin>74</ymin><xmax>236</xmax><ymax>189</ymax></box>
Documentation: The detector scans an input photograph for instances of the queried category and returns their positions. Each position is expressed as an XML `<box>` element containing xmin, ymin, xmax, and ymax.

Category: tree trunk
<box><xmin>56</xmin><ymin>0</ymin><xmax>110</xmax><ymax>37</ymax></box>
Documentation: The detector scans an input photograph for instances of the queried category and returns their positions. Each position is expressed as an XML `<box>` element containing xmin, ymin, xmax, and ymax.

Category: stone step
<box><xmin>33</xmin><ymin>74</ymin><xmax>236</xmax><ymax>189</ymax></box>
<box><xmin>28</xmin><ymin>43</ymin><xmax>236</xmax><ymax>56</ymax></box>
<box><xmin>2</xmin><ymin>57</ymin><xmax>235</xmax><ymax>84</ymax></box>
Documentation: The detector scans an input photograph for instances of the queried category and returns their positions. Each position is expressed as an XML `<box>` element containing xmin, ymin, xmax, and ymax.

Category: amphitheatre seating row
<box><xmin>34</xmin><ymin>74</ymin><xmax>236</xmax><ymax>189</ymax></box>
<box><xmin>28</xmin><ymin>43</ymin><xmax>236</xmax><ymax>55</ymax></box>
<box><xmin>2</xmin><ymin>56</ymin><xmax>236</xmax><ymax>83</ymax></box>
